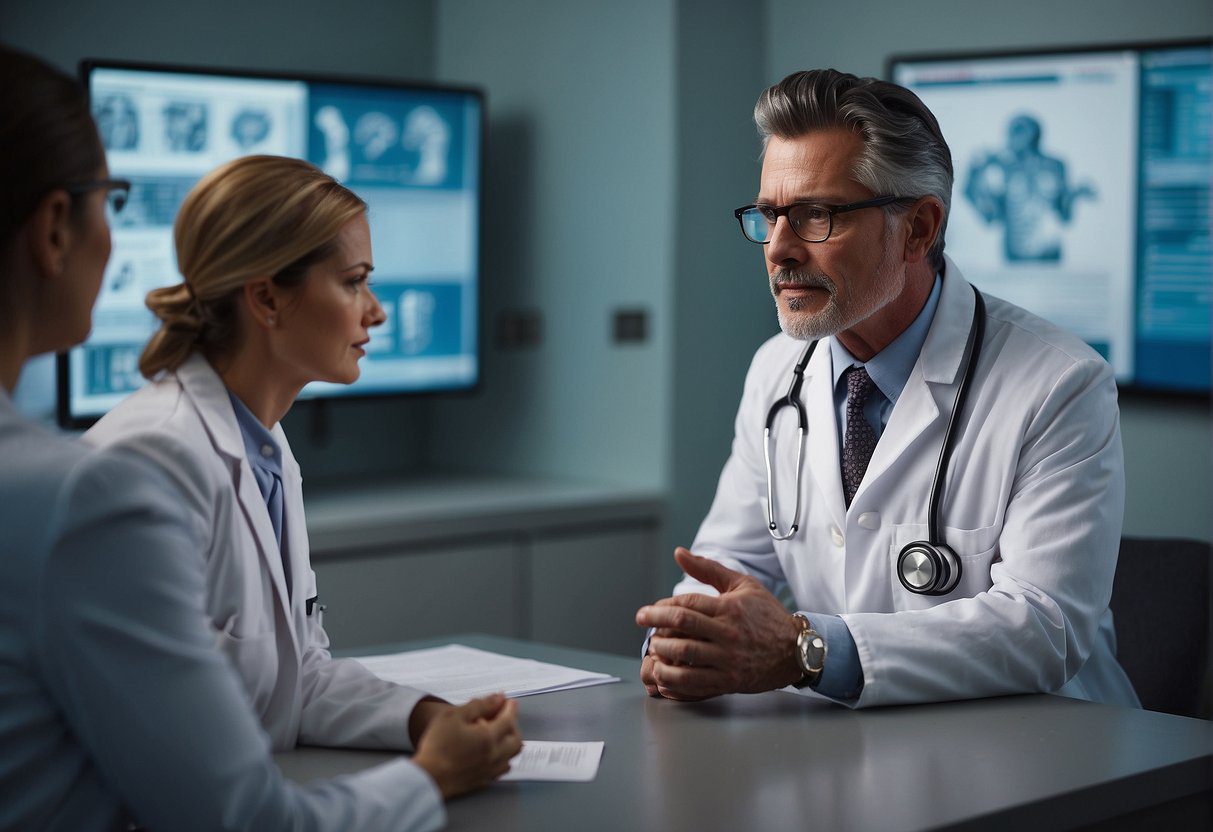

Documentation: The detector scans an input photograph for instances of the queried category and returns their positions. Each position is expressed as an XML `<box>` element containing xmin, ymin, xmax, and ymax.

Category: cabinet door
<box><xmin>313</xmin><ymin>541</ymin><xmax>525</xmax><ymax>650</ymax></box>
<box><xmin>529</xmin><ymin>524</ymin><xmax>660</xmax><ymax>656</ymax></box>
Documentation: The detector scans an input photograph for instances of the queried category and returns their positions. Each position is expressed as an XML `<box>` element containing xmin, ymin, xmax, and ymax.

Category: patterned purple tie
<box><xmin>842</xmin><ymin>366</ymin><xmax>878</xmax><ymax>507</ymax></box>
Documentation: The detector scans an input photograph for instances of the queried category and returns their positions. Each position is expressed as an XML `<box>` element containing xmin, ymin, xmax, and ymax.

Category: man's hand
<box><xmin>636</xmin><ymin>547</ymin><xmax>803</xmax><ymax>700</ymax></box>
<box><xmin>412</xmin><ymin>693</ymin><xmax>522</xmax><ymax>800</ymax></box>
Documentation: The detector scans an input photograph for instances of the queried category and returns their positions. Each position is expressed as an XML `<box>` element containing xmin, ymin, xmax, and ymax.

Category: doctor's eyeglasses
<box><xmin>65</xmin><ymin>178</ymin><xmax>131</xmax><ymax>225</ymax></box>
<box><xmin>734</xmin><ymin>195</ymin><xmax>915</xmax><ymax>244</ymax></box>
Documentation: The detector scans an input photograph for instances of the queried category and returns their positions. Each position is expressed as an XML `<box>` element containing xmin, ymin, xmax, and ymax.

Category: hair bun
<box><xmin>145</xmin><ymin>282</ymin><xmax>204</xmax><ymax>335</ymax></box>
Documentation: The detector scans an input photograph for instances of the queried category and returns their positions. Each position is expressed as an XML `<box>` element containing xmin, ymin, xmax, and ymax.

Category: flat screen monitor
<box><xmin>890</xmin><ymin>40</ymin><xmax>1211</xmax><ymax>395</ymax></box>
<box><xmin>60</xmin><ymin>60</ymin><xmax>483</xmax><ymax>427</ymax></box>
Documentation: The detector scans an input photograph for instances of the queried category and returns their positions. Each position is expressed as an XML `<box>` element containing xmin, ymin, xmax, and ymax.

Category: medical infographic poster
<box><xmin>896</xmin><ymin>52</ymin><xmax>1139</xmax><ymax>379</ymax></box>
<box><xmin>305</xmin><ymin>84</ymin><xmax>479</xmax><ymax>397</ymax></box>
<box><xmin>71</xmin><ymin>66</ymin><xmax>481</xmax><ymax>422</ymax></box>
<box><xmin>1133</xmin><ymin>47</ymin><xmax>1212</xmax><ymax>391</ymax></box>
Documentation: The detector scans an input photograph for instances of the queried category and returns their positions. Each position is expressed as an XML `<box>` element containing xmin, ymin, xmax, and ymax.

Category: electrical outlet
<box><xmin>613</xmin><ymin>308</ymin><xmax>648</xmax><ymax>344</ymax></box>
<box><xmin>496</xmin><ymin>309</ymin><xmax>543</xmax><ymax>349</ymax></box>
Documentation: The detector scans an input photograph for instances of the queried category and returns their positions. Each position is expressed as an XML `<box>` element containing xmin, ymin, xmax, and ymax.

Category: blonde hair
<box><xmin>140</xmin><ymin>155</ymin><xmax>366</xmax><ymax>378</ymax></box>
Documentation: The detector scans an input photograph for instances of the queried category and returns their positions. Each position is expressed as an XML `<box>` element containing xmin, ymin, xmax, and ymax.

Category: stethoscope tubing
<box><xmin>763</xmin><ymin>284</ymin><xmax>987</xmax><ymax>556</ymax></box>
<box><xmin>764</xmin><ymin>341</ymin><xmax>816</xmax><ymax>539</ymax></box>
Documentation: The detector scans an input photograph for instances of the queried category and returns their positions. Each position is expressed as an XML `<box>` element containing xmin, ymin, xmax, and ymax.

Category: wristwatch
<box><xmin>791</xmin><ymin>612</ymin><xmax>827</xmax><ymax>689</ymax></box>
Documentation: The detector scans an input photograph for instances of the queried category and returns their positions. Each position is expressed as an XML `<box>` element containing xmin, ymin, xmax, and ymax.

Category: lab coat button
<box><xmin>830</xmin><ymin>526</ymin><xmax>844</xmax><ymax>547</ymax></box>
<box><xmin>260</xmin><ymin>444</ymin><xmax>275</xmax><ymax>458</ymax></box>
<box><xmin>858</xmin><ymin>512</ymin><xmax>880</xmax><ymax>530</ymax></box>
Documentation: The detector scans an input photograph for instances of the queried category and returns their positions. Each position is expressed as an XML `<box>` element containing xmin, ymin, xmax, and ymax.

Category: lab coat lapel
<box><xmin>175</xmin><ymin>355</ymin><xmax>294</xmax><ymax>622</ymax></box>
<box><xmin>857</xmin><ymin>260</ymin><xmax>976</xmax><ymax>495</ymax></box>
<box><xmin>274</xmin><ymin>424</ymin><xmax>309</xmax><ymax>645</ymax></box>
<box><xmin>804</xmin><ymin>343</ymin><xmax>847</xmax><ymax>532</ymax></box>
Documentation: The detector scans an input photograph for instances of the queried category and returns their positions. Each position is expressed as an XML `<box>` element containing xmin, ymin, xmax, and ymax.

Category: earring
<box><xmin>267</xmin><ymin>315</ymin><xmax>276</xmax><ymax>326</ymax></box>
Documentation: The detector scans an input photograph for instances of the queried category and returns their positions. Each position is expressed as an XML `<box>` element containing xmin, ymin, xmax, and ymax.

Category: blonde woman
<box><xmin>85</xmin><ymin>155</ymin><xmax>519</xmax><ymax>814</ymax></box>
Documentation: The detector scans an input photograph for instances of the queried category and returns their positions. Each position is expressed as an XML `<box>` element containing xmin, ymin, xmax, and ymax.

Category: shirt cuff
<box><xmin>803</xmin><ymin>612</ymin><xmax>863</xmax><ymax>701</ymax></box>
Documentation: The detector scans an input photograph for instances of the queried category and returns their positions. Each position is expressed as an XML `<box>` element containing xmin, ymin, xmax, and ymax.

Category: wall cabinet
<box><xmin>307</xmin><ymin>475</ymin><xmax>664</xmax><ymax>657</ymax></box>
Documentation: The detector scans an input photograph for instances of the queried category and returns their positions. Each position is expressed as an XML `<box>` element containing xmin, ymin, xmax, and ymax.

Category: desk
<box><xmin>277</xmin><ymin>635</ymin><xmax>1213</xmax><ymax>831</ymax></box>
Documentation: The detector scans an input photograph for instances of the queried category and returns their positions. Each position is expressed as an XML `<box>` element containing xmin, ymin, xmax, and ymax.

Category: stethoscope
<box><xmin>763</xmin><ymin>285</ymin><xmax>987</xmax><ymax>596</ymax></box>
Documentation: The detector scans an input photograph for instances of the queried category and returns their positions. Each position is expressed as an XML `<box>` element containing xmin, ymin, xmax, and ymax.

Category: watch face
<box><xmin>798</xmin><ymin>629</ymin><xmax>826</xmax><ymax>674</ymax></box>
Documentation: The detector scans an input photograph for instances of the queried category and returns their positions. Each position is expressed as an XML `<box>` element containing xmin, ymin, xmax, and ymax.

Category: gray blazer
<box><xmin>0</xmin><ymin>390</ymin><xmax>443</xmax><ymax>831</ymax></box>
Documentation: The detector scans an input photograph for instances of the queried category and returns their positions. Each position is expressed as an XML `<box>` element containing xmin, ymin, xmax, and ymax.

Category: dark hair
<box><xmin>0</xmin><ymin>44</ymin><xmax>105</xmax><ymax>253</ymax></box>
<box><xmin>754</xmin><ymin>69</ymin><xmax>954</xmax><ymax>270</ymax></box>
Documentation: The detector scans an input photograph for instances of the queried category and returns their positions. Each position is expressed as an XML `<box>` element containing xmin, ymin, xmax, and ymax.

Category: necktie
<box><xmin>842</xmin><ymin>366</ymin><xmax>878</xmax><ymax>507</ymax></box>
<box><xmin>265</xmin><ymin>472</ymin><xmax>290</xmax><ymax>594</ymax></box>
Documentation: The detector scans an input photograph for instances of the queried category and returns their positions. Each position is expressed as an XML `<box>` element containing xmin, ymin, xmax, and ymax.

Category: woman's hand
<box><xmin>412</xmin><ymin>693</ymin><xmax>522</xmax><ymax>800</ymax></box>
<box><xmin>407</xmin><ymin>697</ymin><xmax>453</xmax><ymax>745</ymax></box>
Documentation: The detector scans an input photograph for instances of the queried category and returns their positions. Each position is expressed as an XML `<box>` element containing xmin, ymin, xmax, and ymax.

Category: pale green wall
<box><xmin>428</xmin><ymin>0</ymin><xmax>678</xmax><ymax>488</ymax></box>
<box><xmin>0</xmin><ymin>0</ymin><xmax>435</xmax><ymax>86</ymax></box>
<box><xmin>665</xmin><ymin>2</ymin><xmax>775</xmax><ymax>581</ymax></box>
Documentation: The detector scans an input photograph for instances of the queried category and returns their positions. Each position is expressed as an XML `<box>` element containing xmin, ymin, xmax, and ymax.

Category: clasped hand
<box><xmin>411</xmin><ymin>693</ymin><xmax>522</xmax><ymax>799</ymax></box>
<box><xmin>636</xmin><ymin>547</ymin><xmax>803</xmax><ymax>700</ymax></box>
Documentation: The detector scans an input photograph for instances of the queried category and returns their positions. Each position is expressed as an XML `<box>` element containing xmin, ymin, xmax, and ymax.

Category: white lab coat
<box><xmin>680</xmin><ymin>258</ymin><xmax>1139</xmax><ymax>709</ymax></box>
<box><xmin>86</xmin><ymin>353</ymin><xmax>430</xmax><ymax>751</ymax></box>
<box><xmin>0</xmin><ymin>388</ymin><xmax>443</xmax><ymax>831</ymax></box>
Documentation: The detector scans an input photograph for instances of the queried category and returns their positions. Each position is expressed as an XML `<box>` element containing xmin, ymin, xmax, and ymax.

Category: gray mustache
<box><xmin>771</xmin><ymin>271</ymin><xmax>834</xmax><ymax>292</ymax></box>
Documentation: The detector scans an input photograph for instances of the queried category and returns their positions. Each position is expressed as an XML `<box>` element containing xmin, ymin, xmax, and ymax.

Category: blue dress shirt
<box><xmin>227</xmin><ymin>392</ymin><xmax>289</xmax><ymax>589</ymax></box>
<box><xmin>807</xmin><ymin>274</ymin><xmax>943</xmax><ymax>701</ymax></box>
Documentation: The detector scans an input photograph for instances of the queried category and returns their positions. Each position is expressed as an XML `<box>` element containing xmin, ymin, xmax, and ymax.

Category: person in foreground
<box><xmin>0</xmin><ymin>44</ymin><xmax>518</xmax><ymax>831</ymax></box>
<box><xmin>636</xmin><ymin>69</ymin><xmax>1138</xmax><ymax>709</ymax></box>
<box><xmin>84</xmin><ymin>151</ymin><xmax>523</xmax><ymax>779</ymax></box>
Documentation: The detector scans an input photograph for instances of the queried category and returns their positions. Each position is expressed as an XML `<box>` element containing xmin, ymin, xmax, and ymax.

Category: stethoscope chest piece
<box><xmin>897</xmin><ymin>540</ymin><xmax>962</xmax><ymax>595</ymax></box>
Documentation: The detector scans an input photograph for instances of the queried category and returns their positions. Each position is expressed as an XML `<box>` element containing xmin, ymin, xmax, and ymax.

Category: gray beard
<box><xmin>770</xmin><ymin>270</ymin><xmax>849</xmax><ymax>341</ymax></box>
<box><xmin>770</xmin><ymin>233</ymin><xmax>904</xmax><ymax>342</ymax></box>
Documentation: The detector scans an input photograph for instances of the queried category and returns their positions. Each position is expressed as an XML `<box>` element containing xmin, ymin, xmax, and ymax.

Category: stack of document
<box><xmin>354</xmin><ymin>644</ymin><xmax>620</xmax><ymax>704</ymax></box>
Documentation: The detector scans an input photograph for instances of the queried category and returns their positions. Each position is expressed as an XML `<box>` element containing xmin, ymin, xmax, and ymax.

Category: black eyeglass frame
<box><xmin>64</xmin><ymin>178</ymin><xmax>132</xmax><ymax>213</ymax></box>
<box><xmin>733</xmin><ymin>195</ymin><xmax>917</xmax><ymax>244</ymax></box>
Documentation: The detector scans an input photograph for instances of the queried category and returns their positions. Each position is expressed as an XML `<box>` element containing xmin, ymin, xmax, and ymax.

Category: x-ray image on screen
<box><xmin>95</xmin><ymin>93</ymin><xmax>140</xmax><ymax>150</ymax></box>
<box><xmin>964</xmin><ymin>113</ymin><xmax>1097</xmax><ymax>262</ymax></box>
<box><xmin>308</xmin><ymin>85</ymin><xmax>466</xmax><ymax>190</ymax></box>
<box><xmin>230</xmin><ymin>108</ymin><xmax>272</xmax><ymax>149</ymax></box>
<box><xmin>108</xmin><ymin>177</ymin><xmax>196</xmax><ymax>230</ymax></box>
<box><xmin>893</xmin><ymin>42</ymin><xmax>1211</xmax><ymax>393</ymax></box>
<box><xmin>162</xmin><ymin>100</ymin><xmax>208</xmax><ymax>153</ymax></box>
<box><xmin>403</xmin><ymin>106</ymin><xmax>451</xmax><ymax>185</ymax></box>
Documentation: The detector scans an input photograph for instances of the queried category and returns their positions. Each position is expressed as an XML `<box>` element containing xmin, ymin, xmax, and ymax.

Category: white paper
<box><xmin>499</xmin><ymin>740</ymin><xmax>605</xmax><ymax>782</ymax></box>
<box><xmin>353</xmin><ymin>644</ymin><xmax>619</xmax><ymax>704</ymax></box>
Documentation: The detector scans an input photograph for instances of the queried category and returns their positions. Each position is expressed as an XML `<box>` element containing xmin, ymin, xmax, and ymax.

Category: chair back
<box><xmin>1110</xmin><ymin>537</ymin><xmax>1212</xmax><ymax>719</ymax></box>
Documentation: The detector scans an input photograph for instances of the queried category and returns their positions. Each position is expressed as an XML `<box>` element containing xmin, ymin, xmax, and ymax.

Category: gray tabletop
<box><xmin>277</xmin><ymin>635</ymin><xmax>1213</xmax><ymax>831</ymax></box>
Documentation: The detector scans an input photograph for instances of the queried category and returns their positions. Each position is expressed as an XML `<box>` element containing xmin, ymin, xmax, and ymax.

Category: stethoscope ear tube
<box><xmin>763</xmin><ymin>341</ymin><xmax>816</xmax><ymax>540</ymax></box>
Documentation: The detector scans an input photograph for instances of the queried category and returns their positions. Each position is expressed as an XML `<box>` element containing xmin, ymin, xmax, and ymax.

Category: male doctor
<box><xmin>636</xmin><ymin>69</ymin><xmax>1139</xmax><ymax>708</ymax></box>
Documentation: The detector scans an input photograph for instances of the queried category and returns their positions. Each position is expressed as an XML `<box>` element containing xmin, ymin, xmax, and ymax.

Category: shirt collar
<box><xmin>226</xmin><ymin>390</ymin><xmax>283</xmax><ymax>477</ymax></box>
<box><xmin>829</xmin><ymin>272</ymin><xmax>943</xmax><ymax>405</ymax></box>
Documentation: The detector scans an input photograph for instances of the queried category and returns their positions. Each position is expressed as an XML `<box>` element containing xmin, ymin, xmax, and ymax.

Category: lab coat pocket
<box><xmin>889</xmin><ymin>523</ymin><xmax>999</xmax><ymax>611</ymax></box>
<box><xmin>214</xmin><ymin>620</ymin><xmax>278</xmax><ymax>714</ymax></box>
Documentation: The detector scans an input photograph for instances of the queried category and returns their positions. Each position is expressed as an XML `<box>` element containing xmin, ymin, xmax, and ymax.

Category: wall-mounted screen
<box><xmin>60</xmin><ymin>60</ymin><xmax>483</xmax><ymax>427</ymax></box>
<box><xmin>891</xmin><ymin>41</ymin><xmax>1210</xmax><ymax>394</ymax></box>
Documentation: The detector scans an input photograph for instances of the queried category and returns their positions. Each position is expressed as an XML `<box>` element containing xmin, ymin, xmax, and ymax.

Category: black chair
<box><xmin>1109</xmin><ymin>537</ymin><xmax>1212</xmax><ymax>719</ymax></box>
